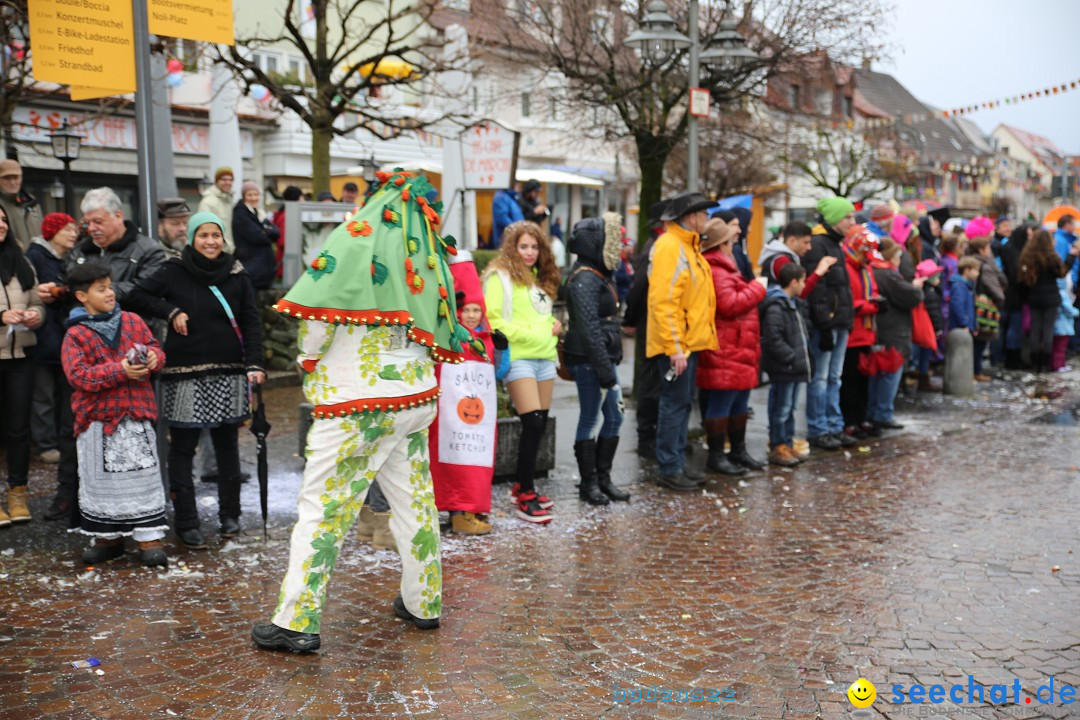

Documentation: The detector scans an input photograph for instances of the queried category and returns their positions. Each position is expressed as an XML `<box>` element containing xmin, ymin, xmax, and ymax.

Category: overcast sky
<box><xmin>881</xmin><ymin>0</ymin><xmax>1080</xmax><ymax>154</ymax></box>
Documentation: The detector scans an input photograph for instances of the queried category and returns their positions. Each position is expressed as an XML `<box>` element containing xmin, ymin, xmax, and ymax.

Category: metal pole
<box><xmin>63</xmin><ymin>159</ymin><xmax>73</xmax><ymax>217</ymax></box>
<box><xmin>687</xmin><ymin>0</ymin><xmax>699</xmax><ymax>193</ymax></box>
<box><xmin>132</xmin><ymin>0</ymin><xmax>156</xmax><ymax>235</ymax></box>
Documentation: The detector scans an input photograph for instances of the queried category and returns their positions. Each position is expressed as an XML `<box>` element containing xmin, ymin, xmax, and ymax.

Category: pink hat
<box><xmin>915</xmin><ymin>259</ymin><xmax>944</xmax><ymax>278</ymax></box>
<box><xmin>964</xmin><ymin>216</ymin><xmax>994</xmax><ymax>240</ymax></box>
<box><xmin>890</xmin><ymin>215</ymin><xmax>913</xmax><ymax>247</ymax></box>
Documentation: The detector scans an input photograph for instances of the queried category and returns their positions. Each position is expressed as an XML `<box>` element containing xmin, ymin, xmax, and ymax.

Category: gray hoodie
<box><xmin>758</xmin><ymin>238</ymin><xmax>800</xmax><ymax>285</ymax></box>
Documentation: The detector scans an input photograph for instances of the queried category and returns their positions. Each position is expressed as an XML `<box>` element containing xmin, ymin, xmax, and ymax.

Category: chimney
<box><xmin>861</xmin><ymin>57</ymin><xmax>872</xmax><ymax>71</ymax></box>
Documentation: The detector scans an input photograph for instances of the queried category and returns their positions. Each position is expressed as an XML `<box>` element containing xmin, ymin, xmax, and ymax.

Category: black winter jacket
<box><xmin>1000</xmin><ymin>236</ymin><xmax>1028</xmax><ymax>312</ymax></box>
<box><xmin>621</xmin><ymin>236</ymin><xmax>655</xmax><ymax>330</ymax></box>
<box><xmin>802</xmin><ymin>222</ymin><xmax>854</xmax><ymax>331</ymax></box>
<box><xmin>232</xmin><ymin>202</ymin><xmax>279</xmax><ymax>290</ymax></box>
<box><xmin>923</xmin><ymin>282</ymin><xmax>944</xmax><ymax>334</ymax></box>
<box><xmin>563</xmin><ymin>218</ymin><xmax>622</xmax><ymax>388</ymax></box>
<box><xmin>760</xmin><ymin>288</ymin><xmax>812</xmax><ymax>384</ymax></box>
<box><xmin>24</xmin><ymin>240</ymin><xmax>66</xmax><ymax>364</ymax></box>
<box><xmin>1023</xmin><ymin>256</ymin><xmax>1073</xmax><ymax>309</ymax></box>
<box><xmin>872</xmin><ymin>264</ymin><xmax>924</xmax><ymax>360</ymax></box>
<box><xmin>126</xmin><ymin>255</ymin><xmax>264</xmax><ymax>377</ymax></box>
<box><xmin>66</xmin><ymin>221</ymin><xmax>168</xmax><ymax>310</ymax></box>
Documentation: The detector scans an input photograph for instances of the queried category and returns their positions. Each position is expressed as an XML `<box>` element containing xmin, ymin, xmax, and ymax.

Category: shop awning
<box><xmin>516</xmin><ymin>168</ymin><xmax>603</xmax><ymax>188</ymax></box>
<box><xmin>357</xmin><ymin>160</ymin><xmax>604</xmax><ymax>188</ymax></box>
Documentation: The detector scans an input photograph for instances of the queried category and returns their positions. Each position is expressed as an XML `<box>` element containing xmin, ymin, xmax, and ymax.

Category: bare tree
<box><xmin>785</xmin><ymin>126</ymin><xmax>893</xmax><ymax>203</ymax></box>
<box><xmin>665</xmin><ymin>107</ymin><xmax>778</xmax><ymax>198</ymax></box>
<box><xmin>216</xmin><ymin>0</ymin><xmax>468</xmax><ymax>193</ymax></box>
<box><xmin>494</xmin><ymin>0</ymin><xmax>891</xmax><ymax>240</ymax></box>
<box><xmin>0</xmin><ymin>0</ymin><xmax>35</xmax><ymax>156</ymax></box>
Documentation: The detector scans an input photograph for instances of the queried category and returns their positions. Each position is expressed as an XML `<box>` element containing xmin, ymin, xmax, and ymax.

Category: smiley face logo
<box><xmin>847</xmin><ymin>678</ymin><xmax>876</xmax><ymax>708</ymax></box>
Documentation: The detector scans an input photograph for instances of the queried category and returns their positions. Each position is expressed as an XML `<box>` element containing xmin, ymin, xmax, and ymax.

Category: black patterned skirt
<box><xmin>161</xmin><ymin>372</ymin><xmax>250</xmax><ymax>428</ymax></box>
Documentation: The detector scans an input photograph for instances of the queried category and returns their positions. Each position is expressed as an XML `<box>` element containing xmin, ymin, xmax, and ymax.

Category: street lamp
<box><xmin>626</xmin><ymin>2</ymin><xmax>757</xmax><ymax>192</ymax></box>
<box><xmin>49</xmin><ymin>120</ymin><xmax>81</xmax><ymax>216</ymax></box>
<box><xmin>625</xmin><ymin>0</ymin><xmax>691</xmax><ymax>63</ymax></box>
<box><xmin>358</xmin><ymin>153</ymin><xmax>378</xmax><ymax>186</ymax></box>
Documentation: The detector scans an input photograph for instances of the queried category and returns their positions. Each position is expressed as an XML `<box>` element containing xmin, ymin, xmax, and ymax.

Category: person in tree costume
<box><xmin>252</xmin><ymin>170</ymin><xmax>483</xmax><ymax>653</ymax></box>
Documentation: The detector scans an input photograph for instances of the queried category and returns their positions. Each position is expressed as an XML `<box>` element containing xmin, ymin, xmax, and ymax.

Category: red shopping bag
<box><xmin>911</xmin><ymin>302</ymin><xmax>937</xmax><ymax>352</ymax></box>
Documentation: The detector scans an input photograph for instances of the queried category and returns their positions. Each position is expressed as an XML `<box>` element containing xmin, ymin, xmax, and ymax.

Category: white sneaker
<box><xmin>1057</xmin><ymin>365</ymin><xmax>1072</xmax><ymax>373</ymax></box>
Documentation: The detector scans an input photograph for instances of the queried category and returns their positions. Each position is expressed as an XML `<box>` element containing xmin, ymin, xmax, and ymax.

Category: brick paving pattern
<box><xmin>0</xmin><ymin>375</ymin><xmax>1077</xmax><ymax>719</ymax></box>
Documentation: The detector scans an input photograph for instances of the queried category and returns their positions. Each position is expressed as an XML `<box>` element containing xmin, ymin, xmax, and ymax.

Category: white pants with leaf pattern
<box><xmin>271</xmin><ymin>404</ymin><xmax>441</xmax><ymax>634</ymax></box>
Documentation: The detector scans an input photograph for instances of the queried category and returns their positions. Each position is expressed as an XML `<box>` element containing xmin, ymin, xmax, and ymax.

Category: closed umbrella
<box><xmin>249</xmin><ymin>384</ymin><xmax>272</xmax><ymax>540</ymax></box>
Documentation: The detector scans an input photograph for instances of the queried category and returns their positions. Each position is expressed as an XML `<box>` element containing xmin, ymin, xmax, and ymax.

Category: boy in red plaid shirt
<box><xmin>61</xmin><ymin>263</ymin><xmax>169</xmax><ymax>568</ymax></box>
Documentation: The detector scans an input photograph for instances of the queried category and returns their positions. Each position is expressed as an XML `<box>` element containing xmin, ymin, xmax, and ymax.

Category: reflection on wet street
<box><xmin>0</xmin><ymin>371</ymin><xmax>1077</xmax><ymax>720</ymax></box>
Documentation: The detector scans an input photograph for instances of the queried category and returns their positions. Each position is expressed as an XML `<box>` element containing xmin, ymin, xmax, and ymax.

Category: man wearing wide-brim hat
<box><xmin>646</xmin><ymin>191</ymin><xmax>719</xmax><ymax>490</ymax></box>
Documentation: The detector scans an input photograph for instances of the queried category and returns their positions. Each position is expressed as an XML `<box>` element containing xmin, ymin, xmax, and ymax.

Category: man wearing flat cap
<box><xmin>156</xmin><ymin>197</ymin><xmax>191</xmax><ymax>253</ymax></box>
<box><xmin>0</xmin><ymin>159</ymin><xmax>42</xmax><ymax>251</ymax></box>
<box><xmin>646</xmin><ymin>191</ymin><xmax>718</xmax><ymax>490</ymax></box>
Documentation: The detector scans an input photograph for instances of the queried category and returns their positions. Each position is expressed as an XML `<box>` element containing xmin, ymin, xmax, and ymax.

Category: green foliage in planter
<box><xmin>496</xmin><ymin>383</ymin><xmax>515</xmax><ymax>419</ymax></box>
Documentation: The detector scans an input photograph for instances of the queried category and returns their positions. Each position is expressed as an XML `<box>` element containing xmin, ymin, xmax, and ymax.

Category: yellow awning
<box><xmin>353</xmin><ymin>58</ymin><xmax>415</xmax><ymax>83</ymax></box>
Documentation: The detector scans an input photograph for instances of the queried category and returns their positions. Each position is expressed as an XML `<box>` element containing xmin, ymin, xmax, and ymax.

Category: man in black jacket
<box><xmin>622</xmin><ymin>199</ymin><xmax>668</xmax><ymax>459</ymax></box>
<box><xmin>801</xmin><ymin>196</ymin><xmax>856</xmax><ymax>451</ymax></box>
<box><xmin>34</xmin><ymin>187</ymin><xmax>169</xmax><ymax>522</ymax></box>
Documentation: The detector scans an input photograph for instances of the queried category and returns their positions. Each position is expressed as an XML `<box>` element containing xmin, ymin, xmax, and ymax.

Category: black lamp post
<box><xmin>49</xmin><ymin>120</ymin><xmax>81</xmax><ymax>217</ymax></box>
<box><xmin>359</xmin><ymin>152</ymin><xmax>378</xmax><ymax>187</ymax></box>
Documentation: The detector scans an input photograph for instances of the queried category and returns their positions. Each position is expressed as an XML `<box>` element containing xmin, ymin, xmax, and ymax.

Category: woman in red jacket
<box><xmin>697</xmin><ymin>217</ymin><xmax>767</xmax><ymax>475</ymax></box>
<box><xmin>839</xmin><ymin>224</ymin><xmax>881</xmax><ymax>438</ymax></box>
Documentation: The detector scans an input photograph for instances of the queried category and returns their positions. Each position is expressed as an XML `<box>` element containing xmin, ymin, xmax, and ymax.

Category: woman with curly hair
<box><xmin>1019</xmin><ymin>229</ymin><xmax>1078</xmax><ymax>372</ymax></box>
<box><xmin>483</xmin><ymin>220</ymin><xmax>561</xmax><ymax>523</ymax></box>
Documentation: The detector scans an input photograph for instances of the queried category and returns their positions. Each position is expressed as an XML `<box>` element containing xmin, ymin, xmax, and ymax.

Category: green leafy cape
<box><xmin>274</xmin><ymin>170</ymin><xmax>485</xmax><ymax>361</ymax></box>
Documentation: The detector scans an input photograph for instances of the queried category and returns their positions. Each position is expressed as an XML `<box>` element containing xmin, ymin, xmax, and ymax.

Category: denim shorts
<box><xmin>504</xmin><ymin>358</ymin><xmax>558</xmax><ymax>383</ymax></box>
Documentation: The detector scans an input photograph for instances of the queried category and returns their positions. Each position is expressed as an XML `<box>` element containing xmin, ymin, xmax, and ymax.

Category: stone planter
<box><xmin>493</xmin><ymin>415</ymin><xmax>556</xmax><ymax>483</ymax></box>
<box><xmin>298</xmin><ymin>404</ymin><xmax>556</xmax><ymax>482</ymax></box>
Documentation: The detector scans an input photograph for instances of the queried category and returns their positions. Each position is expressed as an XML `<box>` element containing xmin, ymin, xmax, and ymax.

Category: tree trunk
<box><xmin>311</xmin><ymin>123</ymin><xmax>332</xmax><ymax>195</ymax></box>
<box><xmin>636</xmin><ymin>144</ymin><xmax>667</xmax><ymax>250</ymax></box>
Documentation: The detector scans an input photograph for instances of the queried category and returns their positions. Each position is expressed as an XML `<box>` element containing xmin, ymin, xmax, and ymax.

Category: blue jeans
<box><xmin>569</xmin><ymin>362</ymin><xmax>624</xmax><ymax>442</ymax></box>
<box><xmin>867</xmin><ymin>369</ymin><xmax>903</xmax><ymax>423</ymax></box>
<box><xmin>701</xmin><ymin>388</ymin><xmax>750</xmax><ymax>420</ymax></box>
<box><xmin>1005</xmin><ymin>310</ymin><xmax>1024</xmax><ymax>351</ymax></box>
<box><xmin>807</xmin><ymin>328</ymin><xmax>849</xmax><ymax>438</ymax></box>
<box><xmin>915</xmin><ymin>345</ymin><xmax>932</xmax><ymax>375</ymax></box>
<box><xmin>767</xmin><ymin>382</ymin><xmax>801</xmax><ymax>448</ymax></box>
<box><xmin>654</xmin><ymin>354</ymin><xmax>697</xmax><ymax>475</ymax></box>
<box><xmin>973</xmin><ymin>339</ymin><xmax>988</xmax><ymax>375</ymax></box>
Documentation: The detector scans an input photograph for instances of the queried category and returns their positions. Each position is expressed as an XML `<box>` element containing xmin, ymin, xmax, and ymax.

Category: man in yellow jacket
<box><xmin>646</xmin><ymin>191</ymin><xmax>719</xmax><ymax>489</ymax></box>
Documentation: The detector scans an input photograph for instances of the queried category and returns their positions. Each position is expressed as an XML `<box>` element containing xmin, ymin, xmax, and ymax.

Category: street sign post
<box><xmin>689</xmin><ymin>87</ymin><xmax>711</xmax><ymax>117</ymax></box>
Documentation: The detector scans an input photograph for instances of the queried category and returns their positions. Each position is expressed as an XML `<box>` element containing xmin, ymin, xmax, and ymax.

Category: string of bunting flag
<box><xmin>853</xmin><ymin>77</ymin><xmax>1080</xmax><ymax>130</ymax></box>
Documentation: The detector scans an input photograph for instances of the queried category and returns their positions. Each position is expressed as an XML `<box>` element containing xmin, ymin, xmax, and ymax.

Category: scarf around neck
<box><xmin>843</xmin><ymin>244</ymin><xmax>874</xmax><ymax>330</ymax></box>
<box><xmin>67</xmin><ymin>306</ymin><xmax>123</xmax><ymax>349</ymax></box>
<box><xmin>181</xmin><ymin>245</ymin><xmax>233</xmax><ymax>286</ymax></box>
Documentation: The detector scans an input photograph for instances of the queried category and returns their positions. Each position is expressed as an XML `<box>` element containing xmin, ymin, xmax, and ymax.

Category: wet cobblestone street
<box><xmin>0</xmin><ymin>371</ymin><xmax>1077</xmax><ymax>720</ymax></box>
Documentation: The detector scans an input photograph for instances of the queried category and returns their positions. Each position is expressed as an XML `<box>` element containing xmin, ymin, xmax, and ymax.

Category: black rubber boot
<box><xmin>703</xmin><ymin>418</ymin><xmax>746</xmax><ymax>476</ymax></box>
<box><xmin>574</xmin><ymin>440</ymin><xmax>610</xmax><ymax>506</ymax></box>
<box><xmin>727</xmin><ymin>413</ymin><xmax>766</xmax><ymax>470</ymax></box>
<box><xmin>595</xmin><ymin>436</ymin><xmax>630</xmax><ymax>501</ymax></box>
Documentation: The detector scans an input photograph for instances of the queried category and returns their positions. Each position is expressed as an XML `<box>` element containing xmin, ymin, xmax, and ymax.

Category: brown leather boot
<box><xmin>7</xmin><ymin>487</ymin><xmax>30</xmax><ymax>523</ymax></box>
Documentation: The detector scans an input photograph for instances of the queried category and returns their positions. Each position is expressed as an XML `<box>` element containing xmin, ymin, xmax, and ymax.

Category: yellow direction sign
<box><xmin>148</xmin><ymin>0</ymin><xmax>234</xmax><ymax>45</ymax></box>
<box><xmin>27</xmin><ymin>0</ymin><xmax>136</xmax><ymax>92</ymax></box>
<box><xmin>69</xmin><ymin>86</ymin><xmax>130</xmax><ymax>101</ymax></box>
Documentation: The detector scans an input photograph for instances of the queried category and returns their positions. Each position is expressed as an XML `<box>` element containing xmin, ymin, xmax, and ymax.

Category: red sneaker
<box><xmin>511</xmin><ymin>482</ymin><xmax>553</xmax><ymax>509</ymax></box>
<box><xmin>515</xmin><ymin>492</ymin><xmax>553</xmax><ymax>524</ymax></box>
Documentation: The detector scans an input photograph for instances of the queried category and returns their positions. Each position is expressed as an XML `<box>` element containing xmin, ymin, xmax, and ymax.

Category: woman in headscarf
<box><xmin>127</xmin><ymin>212</ymin><xmax>265</xmax><ymax>548</ymax></box>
